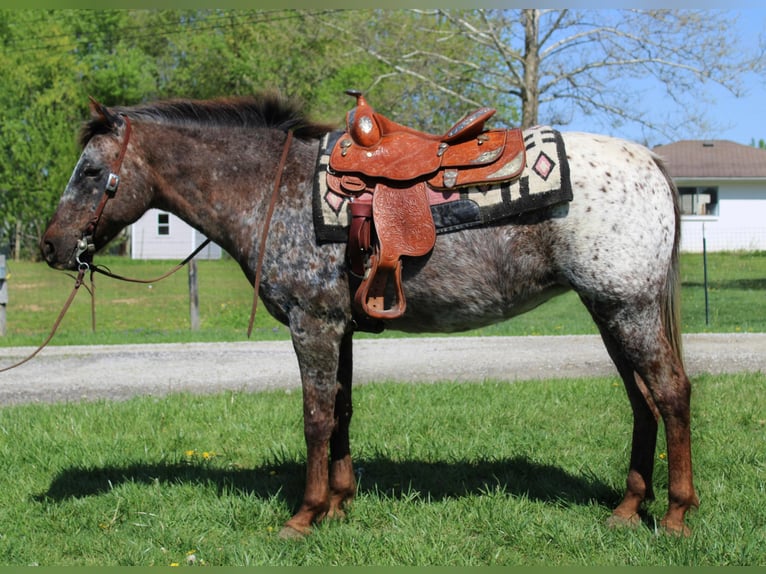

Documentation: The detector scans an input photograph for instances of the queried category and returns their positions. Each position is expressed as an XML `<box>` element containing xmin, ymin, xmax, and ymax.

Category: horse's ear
<box><xmin>88</xmin><ymin>96</ymin><xmax>123</xmax><ymax>128</ymax></box>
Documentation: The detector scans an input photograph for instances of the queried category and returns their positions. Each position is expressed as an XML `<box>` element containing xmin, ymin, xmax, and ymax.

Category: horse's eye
<box><xmin>81</xmin><ymin>165</ymin><xmax>102</xmax><ymax>179</ymax></box>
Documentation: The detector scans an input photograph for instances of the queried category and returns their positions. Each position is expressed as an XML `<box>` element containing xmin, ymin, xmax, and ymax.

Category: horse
<box><xmin>40</xmin><ymin>93</ymin><xmax>698</xmax><ymax>538</ymax></box>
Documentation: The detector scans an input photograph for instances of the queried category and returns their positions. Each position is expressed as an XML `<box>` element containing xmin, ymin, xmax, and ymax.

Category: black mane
<box><xmin>80</xmin><ymin>92</ymin><xmax>336</xmax><ymax>146</ymax></box>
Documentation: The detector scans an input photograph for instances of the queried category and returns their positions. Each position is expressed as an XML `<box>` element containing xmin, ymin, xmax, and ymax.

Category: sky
<box><xmin>562</xmin><ymin>8</ymin><xmax>766</xmax><ymax>147</ymax></box>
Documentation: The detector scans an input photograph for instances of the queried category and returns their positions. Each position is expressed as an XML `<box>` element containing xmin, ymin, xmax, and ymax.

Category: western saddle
<box><xmin>327</xmin><ymin>90</ymin><xmax>526</xmax><ymax>324</ymax></box>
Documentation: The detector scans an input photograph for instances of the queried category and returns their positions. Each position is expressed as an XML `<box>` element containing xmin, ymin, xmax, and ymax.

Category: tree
<box><xmin>0</xmin><ymin>10</ymin><xmax>173</xmax><ymax>258</ymax></box>
<box><xmin>8</xmin><ymin>9</ymin><xmax>759</xmax><ymax>259</ymax></box>
<box><xmin>0</xmin><ymin>11</ymin><xmax>85</xmax><ymax>259</ymax></box>
<box><xmin>305</xmin><ymin>9</ymin><xmax>765</xmax><ymax>144</ymax></box>
<box><xmin>300</xmin><ymin>10</ymin><xmax>511</xmax><ymax>132</ymax></box>
<box><xmin>0</xmin><ymin>9</ymin><xmax>384</xmax><ymax>258</ymax></box>
<box><xmin>123</xmin><ymin>9</ymin><xmax>387</xmax><ymax>125</ymax></box>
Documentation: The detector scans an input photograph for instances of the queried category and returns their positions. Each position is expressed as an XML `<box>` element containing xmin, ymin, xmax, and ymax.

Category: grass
<box><xmin>0</xmin><ymin>373</ymin><xmax>763</xmax><ymax>565</ymax></box>
<box><xmin>0</xmin><ymin>252</ymin><xmax>763</xmax><ymax>565</ymax></box>
<box><xmin>1</xmin><ymin>250</ymin><xmax>764</xmax><ymax>347</ymax></box>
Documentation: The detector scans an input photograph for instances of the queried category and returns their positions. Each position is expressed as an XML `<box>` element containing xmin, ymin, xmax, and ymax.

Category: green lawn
<box><xmin>0</xmin><ymin>373</ymin><xmax>763</xmax><ymax>565</ymax></box>
<box><xmin>1</xmin><ymin>250</ymin><xmax>764</xmax><ymax>347</ymax></box>
<box><xmin>0</xmin><ymin>251</ymin><xmax>763</xmax><ymax>565</ymax></box>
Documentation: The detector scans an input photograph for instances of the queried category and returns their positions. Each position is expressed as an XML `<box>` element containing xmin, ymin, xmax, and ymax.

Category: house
<box><xmin>130</xmin><ymin>209</ymin><xmax>221</xmax><ymax>260</ymax></box>
<box><xmin>653</xmin><ymin>140</ymin><xmax>766</xmax><ymax>252</ymax></box>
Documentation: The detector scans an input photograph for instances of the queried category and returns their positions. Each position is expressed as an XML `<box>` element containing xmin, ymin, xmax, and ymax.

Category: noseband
<box><xmin>75</xmin><ymin>113</ymin><xmax>133</xmax><ymax>269</ymax></box>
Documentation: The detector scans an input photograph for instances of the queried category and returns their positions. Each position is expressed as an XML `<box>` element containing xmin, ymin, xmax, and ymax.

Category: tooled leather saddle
<box><xmin>327</xmin><ymin>90</ymin><xmax>526</xmax><ymax>322</ymax></box>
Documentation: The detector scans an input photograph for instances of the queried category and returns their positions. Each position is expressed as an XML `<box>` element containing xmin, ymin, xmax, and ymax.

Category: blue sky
<box><xmin>562</xmin><ymin>8</ymin><xmax>766</xmax><ymax>146</ymax></box>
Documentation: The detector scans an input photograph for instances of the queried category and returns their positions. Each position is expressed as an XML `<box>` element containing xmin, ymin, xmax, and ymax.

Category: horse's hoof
<box><xmin>659</xmin><ymin>517</ymin><xmax>691</xmax><ymax>537</ymax></box>
<box><xmin>278</xmin><ymin>525</ymin><xmax>309</xmax><ymax>540</ymax></box>
<box><xmin>327</xmin><ymin>508</ymin><xmax>346</xmax><ymax>520</ymax></box>
<box><xmin>606</xmin><ymin>512</ymin><xmax>641</xmax><ymax>529</ymax></box>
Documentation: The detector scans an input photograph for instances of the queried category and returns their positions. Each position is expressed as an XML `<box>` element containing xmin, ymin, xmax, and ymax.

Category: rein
<box><xmin>247</xmin><ymin>129</ymin><xmax>293</xmax><ymax>337</ymax></box>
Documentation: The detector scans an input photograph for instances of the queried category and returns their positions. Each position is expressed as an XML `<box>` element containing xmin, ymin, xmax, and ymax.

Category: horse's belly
<box><xmin>390</xmin><ymin>283</ymin><xmax>567</xmax><ymax>333</ymax></box>
<box><xmin>386</xmin><ymin>225</ymin><xmax>567</xmax><ymax>333</ymax></box>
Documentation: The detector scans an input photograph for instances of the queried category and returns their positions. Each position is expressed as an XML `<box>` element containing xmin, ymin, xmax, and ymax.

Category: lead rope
<box><xmin>0</xmin><ymin>239</ymin><xmax>213</xmax><ymax>374</ymax></box>
<box><xmin>247</xmin><ymin>130</ymin><xmax>293</xmax><ymax>338</ymax></box>
<box><xmin>0</xmin><ymin>266</ymin><xmax>88</xmax><ymax>373</ymax></box>
<box><xmin>2</xmin><ymin>127</ymin><xmax>292</xmax><ymax>371</ymax></box>
<box><xmin>0</xmin><ymin>113</ymin><xmax>133</xmax><ymax>374</ymax></box>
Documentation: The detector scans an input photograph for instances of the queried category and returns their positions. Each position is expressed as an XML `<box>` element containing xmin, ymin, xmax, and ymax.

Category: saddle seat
<box><xmin>326</xmin><ymin>90</ymin><xmax>526</xmax><ymax>325</ymax></box>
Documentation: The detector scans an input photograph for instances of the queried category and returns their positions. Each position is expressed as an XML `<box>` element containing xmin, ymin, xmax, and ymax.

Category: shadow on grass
<box><xmin>36</xmin><ymin>455</ymin><xmax>621</xmax><ymax>510</ymax></box>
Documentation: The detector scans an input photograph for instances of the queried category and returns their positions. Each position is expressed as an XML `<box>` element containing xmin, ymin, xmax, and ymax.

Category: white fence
<box><xmin>680</xmin><ymin>223</ymin><xmax>766</xmax><ymax>253</ymax></box>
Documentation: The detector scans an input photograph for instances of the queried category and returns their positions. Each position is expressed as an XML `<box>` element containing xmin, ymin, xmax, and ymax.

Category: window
<box><xmin>157</xmin><ymin>212</ymin><xmax>170</xmax><ymax>235</ymax></box>
<box><xmin>678</xmin><ymin>187</ymin><xmax>718</xmax><ymax>216</ymax></box>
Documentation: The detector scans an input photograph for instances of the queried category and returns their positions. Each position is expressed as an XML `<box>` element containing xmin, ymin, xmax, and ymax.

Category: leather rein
<box><xmin>1</xmin><ymin>119</ymin><xmax>293</xmax><ymax>373</ymax></box>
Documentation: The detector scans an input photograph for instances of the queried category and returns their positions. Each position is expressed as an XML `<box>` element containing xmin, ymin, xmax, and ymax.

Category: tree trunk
<box><xmin>521</xmin><ymin>9</ymin><xmax>540</xmax><ymax>129</ymax></box>
<box><xmin>13</xmin><ymin>220</ymin><xmax>21</xmax><ymax>261</ymax></box>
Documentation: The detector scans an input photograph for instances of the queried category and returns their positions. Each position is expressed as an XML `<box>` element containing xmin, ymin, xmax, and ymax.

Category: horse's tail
<box><xmin>655</xmin><ymin>153</ymin><xmax>684</xmax><ymax>367</ymax></box>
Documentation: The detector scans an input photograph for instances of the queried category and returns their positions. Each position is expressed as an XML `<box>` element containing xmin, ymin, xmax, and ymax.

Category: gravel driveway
<box><xmin>0</xmin><ymin>333</ymin><xmax>763</xmax><ymax>406</ymax></box>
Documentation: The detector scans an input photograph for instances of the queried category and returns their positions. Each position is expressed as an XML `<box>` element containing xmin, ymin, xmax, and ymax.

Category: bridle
<box><xmin>1</xmin><ymin>120</ymin><xmax>293</xmax><ymax>373</ymax></box>
<box><xmin>75</xmin><ymin>113</ymin><xmax>133</xmax><ymax>269</ymax></box>
<box><xmin>74</xmin><ymin>114</ymin><xmax>212</xmax><ymax>282</ymax></box>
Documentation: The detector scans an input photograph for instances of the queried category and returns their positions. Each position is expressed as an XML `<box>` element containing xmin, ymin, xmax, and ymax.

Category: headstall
<box><xmin>75</xmin><ymin>113</ymin><xmax>133</xmax><ymax>269</ymax></box>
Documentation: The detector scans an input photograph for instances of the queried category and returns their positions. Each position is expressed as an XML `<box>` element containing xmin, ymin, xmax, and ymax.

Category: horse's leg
<box><xmin>328</xmin><ymin>331</ymin><xmax>356</xmax><ymax>517</ymax></box>
<box><xmin>280</xmin><ymin>314</ymin><xmax>347</xmax><ymax>538</ymax></box>
<box><xmin>588</xmin><ymin>303</ymin><xmax>698</xmax><ymax>535</ymax></box>
<box><xmin>633</xmin><ymin>338</ymin><xmax>697</xmax><ymax>535</ymax></box>
<box><xmin>594</xmin><ymin>323</ymin><xmax>659</xmax><ymax>528</ymax></box>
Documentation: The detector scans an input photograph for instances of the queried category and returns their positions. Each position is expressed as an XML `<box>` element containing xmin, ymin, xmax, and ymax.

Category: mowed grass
<box><xmin>0</xmin><ymin>373</ymin><xmax>763</xmax><ymax>566</ymax></box>
<box><xmin>0</xmin><ymin>251</ymin><xmax>763</xmax><ymax>565</ymax></box>
<box><xmin>1</xmin><ymin>250</ymin><xmax>764</xmax><ymax>347</ymax></box>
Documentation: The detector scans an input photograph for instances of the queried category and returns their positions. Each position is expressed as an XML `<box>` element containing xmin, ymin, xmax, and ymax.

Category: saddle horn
<box><xmin>344</xmin><ymin>89</ymin><xmax>381</xmax><ymax>148</ymax></box>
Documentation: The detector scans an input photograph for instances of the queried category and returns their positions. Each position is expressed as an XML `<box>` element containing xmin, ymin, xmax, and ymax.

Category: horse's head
<box><xmin>41</xmin><ymin>99</ymin><xmax>151</xmax><ymax>270</ymax></box>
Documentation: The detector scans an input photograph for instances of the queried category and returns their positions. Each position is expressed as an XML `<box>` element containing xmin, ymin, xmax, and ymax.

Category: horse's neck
<box><xmin>145</xmin><ymin>125</ymin><xmax>290</xmax><ymax>255</ymax></box>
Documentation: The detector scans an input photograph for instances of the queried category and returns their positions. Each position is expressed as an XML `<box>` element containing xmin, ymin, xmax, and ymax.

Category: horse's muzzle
<box><xmin>40</xmin><ymin>233</ymin><xmax>77</xmax><ymax>270</ymax></box>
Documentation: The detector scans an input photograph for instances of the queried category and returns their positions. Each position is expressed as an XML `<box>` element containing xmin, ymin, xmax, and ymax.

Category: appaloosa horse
<box><xmin>40</xmin><ymin>93</ymin><xmax>698</xmax><ymax>537</ymax></box>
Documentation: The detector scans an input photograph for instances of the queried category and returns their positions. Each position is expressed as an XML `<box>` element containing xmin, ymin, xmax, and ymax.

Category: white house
<box><xmin>653</xmin><ymin>140</ymin><xmax>766</xmax><ymax>252</ymax></box>
<box><xmin>130</xmin><ymin>209</ymin><xmax>221</xmax><ymax>260</ymax></box>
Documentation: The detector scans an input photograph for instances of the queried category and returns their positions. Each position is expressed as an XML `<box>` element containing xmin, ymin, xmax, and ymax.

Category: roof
<box><xmin>653</xmin><ymin>140</ymin><xmax>766</xmax><ymax>179</ymax></box>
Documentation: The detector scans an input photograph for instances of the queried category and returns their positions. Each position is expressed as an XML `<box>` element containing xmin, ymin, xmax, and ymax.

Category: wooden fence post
<box><xmin>0</xmin><ymin>255</ymin><xmax>7</xmax><ymax>336</ymax></box>
<box><xmin>188</xmin><ymin>258</ymin><xmax>200</xmax><ymax>331</ymax></box>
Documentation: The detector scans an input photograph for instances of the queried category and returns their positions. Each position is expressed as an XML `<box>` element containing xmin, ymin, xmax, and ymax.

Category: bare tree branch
<box><xmin>303</xmin><ymin>9</ymin><xmax>763</xmax><ymax>143</ymax></box>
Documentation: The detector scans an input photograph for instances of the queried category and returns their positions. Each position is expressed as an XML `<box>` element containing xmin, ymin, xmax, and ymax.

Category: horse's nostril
<box><xmin>41</xmin><ymin>240</ymin><xmax>56</xmax><ymax>263</ymax></box>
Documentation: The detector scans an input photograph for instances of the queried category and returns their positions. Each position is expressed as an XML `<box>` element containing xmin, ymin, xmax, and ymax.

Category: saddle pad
<box><xmin>313</xmin><ymin>126</ymin><xmax>572</xmax><ymax>243</ymax></box>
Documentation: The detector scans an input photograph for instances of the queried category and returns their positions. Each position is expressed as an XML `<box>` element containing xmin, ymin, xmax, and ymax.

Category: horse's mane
<box><xmin>80</xmin><ymin>92</ymin><xmax>336</xmax><ymax>146</ymax></box>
